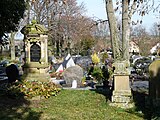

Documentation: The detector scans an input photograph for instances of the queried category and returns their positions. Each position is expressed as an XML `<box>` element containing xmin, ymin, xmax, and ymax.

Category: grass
<box><xmin>0</xmin><ymin>89</ymin><xmax>144</xmax><ymax>120</ymax></box>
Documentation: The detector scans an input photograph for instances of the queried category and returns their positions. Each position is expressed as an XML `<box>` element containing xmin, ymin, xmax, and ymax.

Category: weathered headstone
<box><xmin>110</xmin><ymin>61</ymin><xmax>134</xmax><ymax>108</ymax></box>
<box><xmin>63</xmin><ymin>65</ymin><xmax>83</xmax><ymax>87</ymax></box>
<box><xmin>149</xmin><ymin>59</ymin><xmax>160</xmax><ymax>107</ymax></box>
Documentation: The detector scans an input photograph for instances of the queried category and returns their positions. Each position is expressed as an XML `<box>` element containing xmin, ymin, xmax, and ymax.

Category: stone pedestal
<box><xmin>23</xmin><ymin>63</ymin><xmax>50</xmax><ymax>82</ymax></box>
<box><xmin>110</xmin><ymin>74</ymin><xmax>134</xmax><ymax>108</ymax></box>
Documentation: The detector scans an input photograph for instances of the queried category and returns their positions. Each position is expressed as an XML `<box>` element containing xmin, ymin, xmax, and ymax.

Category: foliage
<box><xmin>0</xmin><ymin>0</ymin><xmax>26</xmax><ymax>43</ymax></box>
<box><xmin>101</xmin><ymin>52</ymin><xmax>109</xmax><ymax>63</ymax></box>
<box><xmin>81</xmin><ymin>76</ymin><xmax>86</xmax><ymax>84</ymax></box>
<box><xmin>91</xmin><ymin>53</ymin><xmax>100</xmax><ymax>64</ymax></box>
<box><xmin>79</xmin><ymin>35</ymin><xmax>95</xmax><ymax>55</ymax></box>
<box><xmin>1</xmin><ymin>80</ymin><xmax>60</xmax><ymax>99</ymax></box>
<box><xmin>91</xmin><ymin>66</ymin><xmax>103</xmax><ymax>81</ymax></box>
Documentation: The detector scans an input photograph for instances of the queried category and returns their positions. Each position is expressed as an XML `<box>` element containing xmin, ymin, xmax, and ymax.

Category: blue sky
<box><xmin>77</xmin><ymin>0</ymin><xmax>160</xmax><ymax>31</ymax></box>
<box><xmin>77</xmin><ymin>0</ymin><xmax>106</xmax><ymax>19</ymax></box>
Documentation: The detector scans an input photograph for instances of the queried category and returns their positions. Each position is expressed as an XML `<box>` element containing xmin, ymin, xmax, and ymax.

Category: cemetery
<box><xmin>0</xmin><ymin>0</ymin><xmax>160</xmax><ymax>119</ymax></box>
<box><xmin>0</xmin><ymin>20</ymin><xmax>160</xmax><ymax>118</ymax></box>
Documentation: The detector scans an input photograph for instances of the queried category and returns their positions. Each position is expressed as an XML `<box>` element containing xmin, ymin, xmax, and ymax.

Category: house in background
<box><xmin>56</xmin><ymin>54</ymin><xmax>75</xmax><ymax>72</ymax></box>
<box><xmin>129</xmin><ymin>40</ymin><xmax>140</xmax><ymax>55</ymax></box>
<box><xmin>150</xmin><ymin>43</ymin><xmax>160</xmax><ymax>55</ymax></box>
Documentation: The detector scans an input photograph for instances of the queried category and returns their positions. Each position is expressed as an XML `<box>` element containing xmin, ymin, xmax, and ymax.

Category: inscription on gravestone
<box><xmin>30</xmin><ymin>44</ymin><xmax>41</xmax><ymax>62</ymax></box>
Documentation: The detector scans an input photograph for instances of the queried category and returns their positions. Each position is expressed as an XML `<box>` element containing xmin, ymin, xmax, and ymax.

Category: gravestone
<box><xmin>21</xmin><ymin>20</ymin><xmax>49</xmax><ymax>82</ymax></box>
<box><xmin>63</xmin><ymin>65</ymin><xmax>83</xmax><ymax>87</ymax></box>
<box><xmin>6</xmin><ymin>64</ymin><xmax>20</xmax><ymax>83</ymax></box>
<box><xmin>149</xmin><ymin>59</ymin><xmax>160</xmax><ymax>107</ymax></box>
<box><xmin>110</xmin><ymin>61</ymin><xmax>134</xmax><ymax>108</ymax></box>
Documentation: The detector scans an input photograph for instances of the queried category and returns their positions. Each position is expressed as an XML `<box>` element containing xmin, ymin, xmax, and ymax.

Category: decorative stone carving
<box><xmin>21</xmin><ymin>20</ymin><xmax>49</xmax><ymax>82</ymax></box>
<box><xmin>112</xmin><ymin>60</ymin><xmax>130</xmax><ymax>75</ymax></box>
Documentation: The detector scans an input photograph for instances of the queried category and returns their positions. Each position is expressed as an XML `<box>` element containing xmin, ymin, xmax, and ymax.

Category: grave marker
<box><xmin>21</xmin><ymin>20</ymin><xmax>49</xmax><ymax>81</ymax></box>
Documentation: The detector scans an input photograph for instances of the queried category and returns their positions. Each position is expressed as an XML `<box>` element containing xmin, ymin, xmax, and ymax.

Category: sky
<box><xmin>15</xmin><ymin>0</ymin><xmax>160</xmax><ymax>39</ymax></box>
<box><xmin>77</xmin><ymin>0</ymin><xmax>160</xmax><ymax>31</ymax></box>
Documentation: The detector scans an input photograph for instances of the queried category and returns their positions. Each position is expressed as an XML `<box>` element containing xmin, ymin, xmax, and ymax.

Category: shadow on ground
<box><xmin>91</xmin><ymin>84</ymin><xmax>160</xmax><ymax>120</ymax></box>
<box><xmin>90</xmin><ymin>85</ymin><xmax>112</xmax><ymax>103</ymax></box>
<box><xmin>127</xmin><ymin>90</ymin><xmax>160</xmax><ymax>120</ymax></box>
<box><xmin>0</xmin><ymin>65</ymin><xmax>42</xmax><ymax>119</ymax></box>
<box><xmin>0</xmin><ymin>86</ymin><xmax>42</xmax><ymax>120</ymax></box>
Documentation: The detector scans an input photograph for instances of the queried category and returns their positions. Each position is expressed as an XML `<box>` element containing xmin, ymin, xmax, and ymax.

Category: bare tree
<box><xmin>27</xmin><ymin>0</ymin><xmax>92</xmax><ymax>56</ymax></box>
<box><xmin>150</xmin><ymin>22</ymin><xmax>160</xmax><ymax>37</ymax></box>
<box><xmin>92</xmin><ymin>21</ymin><xmax>110</xmax><ymax>52</ymax></box>
<box><xmin>105</xmin><ymin>0</ymin><xmax>160</xmax><ymax>62</ymax></box>
<box><xmin>132</xmin><ymin>25</ymin><xmax>151</xmax><ymax>56</ymax></box>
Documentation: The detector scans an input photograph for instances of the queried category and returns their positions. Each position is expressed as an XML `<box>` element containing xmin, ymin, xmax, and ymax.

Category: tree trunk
<box><xmin>122</xmin><ymin>0</ymin><xmax>130</xmax><ymax>61</ymax></box>
<box><xmin>105</xmin><ymin>0</ymin><xmax>121</xmax><ymax>61</ymax></box>
<box><xmin>10</xmin><ymin>32</ymin><xmax>16</xmax><ymax>60</ymax></box>
<box><xmin>27</xmin><ymin>0</ymin><xmax>30</xmax><ymax>24</ymax></box>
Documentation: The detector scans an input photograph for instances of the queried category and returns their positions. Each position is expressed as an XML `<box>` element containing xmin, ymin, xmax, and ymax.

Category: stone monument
<box><xmin>21</xmin><ymin>20</ymin><xmax>50</xmax><ymax>81</ymax></box>
<box><xmin>109</xmin><ymin>60</ymin><xmax>134</xmax><ymax>108</ymax></box>
<box><xmin>149</xmin><ymin>59</ymin><xmax>160</xmax><ymax>107</ymax></box>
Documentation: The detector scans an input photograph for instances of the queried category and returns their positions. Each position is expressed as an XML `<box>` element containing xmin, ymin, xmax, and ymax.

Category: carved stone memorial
<box><xmin>110</xmin><ymin>60</ymin><xmax>134</xmax><ymax>108</ymax></box>
<box><xmin>21</xmin><ymin>20</ymin><xmax>50</xmax><ymax>81</ymax></box>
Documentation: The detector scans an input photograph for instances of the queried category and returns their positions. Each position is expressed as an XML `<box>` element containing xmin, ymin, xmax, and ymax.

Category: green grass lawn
<box><xmin>0</xmin><ymin>89</ymin><xmax>144</xmax><ymax>120</ymax></box>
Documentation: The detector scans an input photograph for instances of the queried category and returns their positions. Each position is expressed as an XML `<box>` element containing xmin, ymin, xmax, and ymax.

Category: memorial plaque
<box><xmin>30</xmin><ymin>44</ymin><xmax>41</xmax><ymax>62</ymax></box>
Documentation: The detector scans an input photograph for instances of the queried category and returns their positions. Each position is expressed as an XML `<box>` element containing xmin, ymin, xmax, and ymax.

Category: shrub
<box><xmin>1</xmin><ymin>80</ymin><xmax>61</xmax><ymax>99</ymax></box>
<box><xmin>92</xmin><ymin>66</ymin><xmax>103</xmax><ymax>82</ymax></box>
<box><xmin>91</xmin><ymin>53</ymin><xmax>100</xmax><ymax>64</ymax></box>
<box><xmin>101</xmin><ymin>52</ymin><xmax>109</xmax><ymax>63</ymax></box>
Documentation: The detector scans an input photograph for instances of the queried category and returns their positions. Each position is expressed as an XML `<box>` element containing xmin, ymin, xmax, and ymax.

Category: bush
<box><xmin>91</xmin><ymin>53</ymin><xmax>100</xmax><ymax>64</ymax></box>
<box><xmin>101</xmin><ymin>52</ymin><xmax>109</xmax><ymax>63</ymax></box>
<box><xmin>92</xmin><ymin>66</ymin><xmax>103</xmax><ymax>82</ymax></box>
<box><xmin>1</xmin><ymin>80</ymin><xmax>61</xmax><ymax>99</ymax></box>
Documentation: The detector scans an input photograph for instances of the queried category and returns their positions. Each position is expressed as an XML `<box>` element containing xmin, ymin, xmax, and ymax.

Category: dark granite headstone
<box><xmin>6</xmin><ymin>64</ymin><xmax>20</xmax><ymax>83</ymax></box>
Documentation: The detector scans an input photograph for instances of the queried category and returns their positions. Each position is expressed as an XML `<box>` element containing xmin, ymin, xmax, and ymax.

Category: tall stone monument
<box><xmin>21</xmin><ymin>20</ymin><xmax>50</xmax><ymax>81</ymax></box>
<box><xmin>109</xmin><ymin>60</ymin><xmax>133</xmax><ymax>108</ymax></box>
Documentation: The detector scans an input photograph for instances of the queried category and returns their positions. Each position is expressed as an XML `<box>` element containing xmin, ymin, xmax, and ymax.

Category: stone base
<box><xmin>22</xmin><ymin>73</ymin><xmax>50</xmax><ymax>82</ymax></box>
<box><xmin>23</xmin><ymin>62</ymin><xmax>49</xmax><ymax>74</ymax></box>
<box><xmin>110</xmin><ymin>90</ymin><xmax>134</xmax><ymax>109</ymax></box>
<box><xmin>109</xmin><ymin>74</ymin><xmax>134</xmax><ymax>109</ymax></box>
<box><xmin>112</xmin><ymin>90</ymin><xmax>132</xmax><ymax>102</ymax></box>
<box><xmin>23</xmin><ymin>67</ymin><xmax>48</xmax><ymax>74</ymax></box>
<box><xmin>109</xmin><ymin>102</ymin><xmax>134</xmax><ymax>109</ymax></box>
